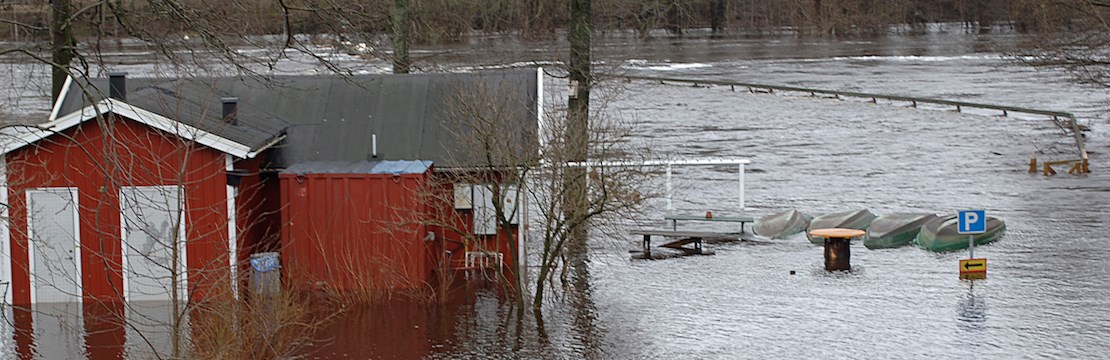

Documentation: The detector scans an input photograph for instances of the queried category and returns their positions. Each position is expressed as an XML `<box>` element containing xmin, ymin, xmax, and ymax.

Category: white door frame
<box><xmin>0</xmin><ymin>155</ymin><xmax>10</xmax><ymax>306</ymax></box>
<box><xmin>26</xmin><ymin>187</ymin><xmax>82</xmax><ymax>306</ymax></box>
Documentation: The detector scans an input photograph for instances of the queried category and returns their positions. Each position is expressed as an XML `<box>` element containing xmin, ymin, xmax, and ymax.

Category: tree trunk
<box><xmin>710</xmin><ymin>0</ymin><xmax>726</xmax><ymax>33</ymax></box>
<box><xmin>975</xmin><ymin>0</ymin><xmax>993</xmax><ymax>34</ymax></box>
<box><xmin>392</xmin><ymin>0</ymin><xmax>411</xmax><ymax>73</ymax></box>
<box><xmin>561</xmin><ymin>0</ymin><xmax>591</xmax><ymax>310</ymax></box>
<box><xmin>532</xmin><ymin>255</ymin><xmax>551</xmax><ymax>308</ymax></box>
<box><xmin>51</xmin><ymin>0</ymin><xmax>74</xmax><ymax>102</ymax></box>
<box><xmin>665</xmin><ymin>0</ymin><xmax>682</xmax><ymax>35</ymax></box>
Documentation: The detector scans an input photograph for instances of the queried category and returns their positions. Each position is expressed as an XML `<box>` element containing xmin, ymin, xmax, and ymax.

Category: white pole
<box><xmin>585</xmin><ymin>163</ymin><xmax>591</xmax><ymax>192</ymax></box>
<box><xmin>968</xmin><ymin>234</ymin><xmax>974</xmax><ymax>259</ymax></box>
<box><xmin>738</xmin><ymin>163</ymin><xmax>745</xmax><ymax>214</ymax></box>
<box><xmin>666</xmin><ymin>163</ymin><xmax>673</xmax><ymax>211</ymax></box>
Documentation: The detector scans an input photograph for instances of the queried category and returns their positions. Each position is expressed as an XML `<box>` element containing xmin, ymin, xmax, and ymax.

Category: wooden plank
<box><xmin>630</xmin><ymin>229</ymin><xmax>738</xmax><ymax>238</ymax></box>
<box><xmin>664</xmin><ymin>215</ymin><xmax>754</xmax><ymax>222</ymax></box>
<box><xmin>660</xmin><ymin>238</ymin><xmax>700</xmax><ymax>249</ymax></box>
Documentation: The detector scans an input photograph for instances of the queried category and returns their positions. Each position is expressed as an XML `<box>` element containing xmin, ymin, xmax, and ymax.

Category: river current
<box><xmin>1</xmin><ymin>25</ymin><xmax>1108</xmax><ymax>359</ymax></box>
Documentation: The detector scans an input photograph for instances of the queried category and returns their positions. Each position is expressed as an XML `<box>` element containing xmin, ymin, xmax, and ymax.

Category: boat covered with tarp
<box><xmin>754</xmin><ymin>209</ymin><xmax>811</xmax><ymax>239</ymax></box>
<box><xmin>807</xmin><ymin>209</ymin><xmax>877</xmax><ymax>244</ymax></box>
<box><xmin>915</xmin><ymin>214</ymin><xmax>1006</xmax><ymax>252</ymax></box>
<box><xmin>864</xmin><ymin>213</ymin><xmax>938</xmax><ymax>249</ymax></box>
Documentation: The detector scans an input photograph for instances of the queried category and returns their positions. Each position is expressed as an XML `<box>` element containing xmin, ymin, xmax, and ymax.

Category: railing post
<box><xmin>666</xmin><ymin>163</ymin><xmax>673</xmax><ymax>211</ymax></box>
<box><xmin>738</xmin><ymin>163</ymin><xmax>745</xmax><ymax>214</ymax></box>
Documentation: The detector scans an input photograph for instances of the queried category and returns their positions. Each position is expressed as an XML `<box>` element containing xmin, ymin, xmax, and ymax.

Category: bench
<box><xmin>664</xmin><ymin>214</ymin><xmax>755</xmax><ymax>233</ymax></box>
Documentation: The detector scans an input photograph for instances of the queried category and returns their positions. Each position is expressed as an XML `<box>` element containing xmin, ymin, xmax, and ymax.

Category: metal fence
<box><xmin>617</xmin><ymin>74</ymin><xmax>1089</xmax><ymax>165</ymax></box>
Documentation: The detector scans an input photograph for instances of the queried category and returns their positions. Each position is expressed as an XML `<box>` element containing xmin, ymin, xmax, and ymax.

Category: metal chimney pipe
<box><xmin>108</xmin><ymin>72</ymin><xmax>127</xmax><ymax>101</ymax></box>
<box><xmin>371</xmin><ymin>133</ymin><xmax>378</xmax><ymax>158</ymax></box>
<box><xmin>222</xmin><ymin>97</ymin><xmax>238</xmax><ymax>125</ymax></box>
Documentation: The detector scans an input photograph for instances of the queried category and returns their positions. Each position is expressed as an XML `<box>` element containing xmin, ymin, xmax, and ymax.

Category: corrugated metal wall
<box><xmin>279</xmin><ymin>172</ymin><xmax>431</xmax><ymax>291</ymax></box>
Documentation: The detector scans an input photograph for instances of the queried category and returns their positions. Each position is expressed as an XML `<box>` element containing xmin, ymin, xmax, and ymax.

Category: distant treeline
<box><xmin>0</xmin><ymin>0</ymin><xmax>1093</xmax><ymax>43</ymax></box>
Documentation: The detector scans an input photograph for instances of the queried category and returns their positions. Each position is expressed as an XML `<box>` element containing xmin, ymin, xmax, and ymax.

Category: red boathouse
<box><xmin>0</xmin><ymin>68</ymin><xmax>540</xmax><ymax>310</ymax></box>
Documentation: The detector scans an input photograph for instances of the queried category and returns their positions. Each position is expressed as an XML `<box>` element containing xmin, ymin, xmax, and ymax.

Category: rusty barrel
<box><xmin>809</xmin><ymin>228</ymin><xmax>865</xmax><ymax>272</ymax></box>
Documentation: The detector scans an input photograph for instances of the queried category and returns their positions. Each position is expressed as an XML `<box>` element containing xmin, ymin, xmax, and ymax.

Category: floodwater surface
<box><xmin>1</xmin><ymin>26</ymin><xmax>1108</xmax><ymax>359</ymax></box>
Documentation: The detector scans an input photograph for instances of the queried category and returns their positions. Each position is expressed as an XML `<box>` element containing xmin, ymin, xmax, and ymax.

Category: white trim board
<box><xmin>226</xmin><ymin>155</ymin><xmax>239</xmax><ymax>300</ymax></box>
<box><xmin>47</xmin><ymin>75</ymin><xmax>73</xmax><ymax>122</ymax></box>
<box><xmin>0</xmin><ymin>155</ymin><xmax>10</xmax><ymax>305</ymax></box>
<box><xmin>1</xmin><ymin>98</ymin><xmax>257</xmax><ymax>159</ymax></box>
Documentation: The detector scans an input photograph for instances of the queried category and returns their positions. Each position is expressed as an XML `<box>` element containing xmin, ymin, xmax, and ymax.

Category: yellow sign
<box><xmin>959</xmin><ymin>258</ymin><xmax>987</xmax><ymax>279</ymax></box>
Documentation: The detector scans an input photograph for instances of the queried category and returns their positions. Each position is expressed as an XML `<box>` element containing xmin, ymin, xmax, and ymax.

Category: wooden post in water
<box><xmin>824</xmin><ymin>238</ymin><xmax>850</xmax><ymax>271</ymax></box>
<box><xmin>810</xmin><ymin>228</ymin><xmax>864</xmax><ymax>272</ymax></box>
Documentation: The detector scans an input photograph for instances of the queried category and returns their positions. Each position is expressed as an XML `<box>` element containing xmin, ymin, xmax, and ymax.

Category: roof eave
<box><xmin>1</xmin><ymin>99</ymin><xmax>254</xmax><ymax>158</ymax></box>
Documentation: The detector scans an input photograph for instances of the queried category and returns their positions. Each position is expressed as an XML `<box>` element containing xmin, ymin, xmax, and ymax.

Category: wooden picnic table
<box><xmin>664</xmin><ymin>214</ymin><xmax>755</xmax><ymax>233</ymax></box>
<box><xmin>629</xmin><ymin>229</ymin><xmax>739</xmax><ymax>258</ymax></box>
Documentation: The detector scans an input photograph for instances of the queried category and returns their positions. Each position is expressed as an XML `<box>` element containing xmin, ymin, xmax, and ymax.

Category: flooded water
<box><xmin>2</xmin><ymin>26</ymin><xmax>1109</xmax><ymax>358</ymax></box>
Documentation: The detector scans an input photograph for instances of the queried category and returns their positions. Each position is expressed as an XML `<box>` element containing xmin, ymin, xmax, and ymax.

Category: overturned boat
<box><xmin>865</xmin><ymin>213</ymin><xmax>938</xmax><ymax>249</ymax></box>
<box><xmin>807</xmin><ymin>209</ymin><xmax>877</xmax><ymax>244</ymax></box>
<box><xmin>915</xmin><ymin>215</ymin><xmax>1006</xmax><ymax>252</ymax></box>
<box><xmin>754</xmin><ymin>209</ymin><xmax>812</xmax><ymax>239</ymax></box>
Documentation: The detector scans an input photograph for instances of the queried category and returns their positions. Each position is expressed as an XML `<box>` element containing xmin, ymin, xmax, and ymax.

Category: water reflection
<box><xmin>5</xmin><ymin>302</ymin><xmax>126</xmax><ymax>360</ymax></box>
<box><xmin>956</xmin><ymin>281</ymin><xmax>988</xmax><ymax>329</ymax></box>
<box><xmin>569</xmin><ymin>256</ymin><xmax>602</xmax><ymax>359</ymax></box>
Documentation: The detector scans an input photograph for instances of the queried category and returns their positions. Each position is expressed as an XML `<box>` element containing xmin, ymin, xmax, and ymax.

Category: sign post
<box><xmin>958</xmin><ymin>210</ymin><xmax>987</xmax><ymax>280</ymax></box>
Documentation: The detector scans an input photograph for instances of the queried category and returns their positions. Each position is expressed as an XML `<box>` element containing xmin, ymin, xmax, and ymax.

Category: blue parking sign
<box><xmin>958</xmin><ymin>210</ymin><xmax>986</xmax><ymax>234</ymax></box>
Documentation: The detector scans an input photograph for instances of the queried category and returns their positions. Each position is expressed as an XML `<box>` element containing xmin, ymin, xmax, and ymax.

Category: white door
<box><xmin>120</xmin><ymin>186</ymin><xmax>186</xmax><ymax>302</ymax></box>
<box><xmin>28</xmin><ymin>188</ymin><xmax>86</xmax><ymax>359</ymax></box>
<box><xmin>27</xmin><ymin>188</ymin><xmax>81</xmax><ymax>304</ymax></box>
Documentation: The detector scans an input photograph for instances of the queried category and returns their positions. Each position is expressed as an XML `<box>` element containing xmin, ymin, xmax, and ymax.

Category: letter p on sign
<box><xmin>958</xmin><ymin>210</ymin><xmax>986</xmax><ymax>234</ymax></box>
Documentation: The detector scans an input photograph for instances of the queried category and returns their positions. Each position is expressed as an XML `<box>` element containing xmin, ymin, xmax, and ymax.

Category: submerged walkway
<box><xmin>616</xmin><ymin>74</ymin><xmax>1089</xmax><ymax>168</ymax></box>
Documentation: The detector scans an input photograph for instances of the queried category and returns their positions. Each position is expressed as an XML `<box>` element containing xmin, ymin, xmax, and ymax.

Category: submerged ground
<box><xmin>1</xmin><ymin>26</ymin><xmax>1108</xmax><ymax>358</ymax></box>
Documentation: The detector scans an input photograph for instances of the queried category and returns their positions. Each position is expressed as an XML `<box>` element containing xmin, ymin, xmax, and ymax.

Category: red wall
<box><xmin>429</xmin><ymin>179</ymin><xmax>521</xmax><ymax>280</ymax></box>
<box><xmin>279</xmin><ymin>172</ymin><xmax>525</xmax><ymax>294</ymax></box>
<box><xmin>279</xmin><ymin>172</ymin><xmax>431</xmax><ymax>291</ymax></box>
<box><xmin>234</xmin><ymin>155</ymin><xmax>282</xmax><ymax>264</ymax></box>
<box><xmin>6</xmin><ymin>114</ymin><xmax>233</xmax><ymax>305</ymax></box>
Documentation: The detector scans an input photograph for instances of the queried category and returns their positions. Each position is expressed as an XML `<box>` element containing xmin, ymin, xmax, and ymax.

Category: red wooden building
<box><xmin>0</xmin><ymin>68</ymin><xmax>540</xmax><ymax>311</ymax></box>
<box><xmin>0</xmin><ymin>94</ymin><xmax>276</xmax><ymax>307</ymax></box>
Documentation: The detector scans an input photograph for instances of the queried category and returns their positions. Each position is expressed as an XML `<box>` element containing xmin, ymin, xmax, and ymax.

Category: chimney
<box><xmin>222</xmin><ymin>97</ymin><xmax>238</xmax><ymax>125</ymax></box>
<box><xmin>108</xmin><ymin>72</ymin><xmax>127</xmax><ymax>101</ymax></box>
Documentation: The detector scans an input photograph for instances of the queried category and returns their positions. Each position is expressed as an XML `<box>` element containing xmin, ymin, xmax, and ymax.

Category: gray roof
<box><xmin>58</xmin><ymin>69</ymin><xmax>540</xmax><ymax>169</ymax></box>
<box><xmin>281</xmin><ymin>160</ymin><xmax>433</xmax><ymax>175</ymax></box>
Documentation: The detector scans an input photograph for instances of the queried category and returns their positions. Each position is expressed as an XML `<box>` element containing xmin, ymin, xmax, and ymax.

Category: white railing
<box><xmin>565</xmin><ymin>158</ymin><xmax>751</xmax><ymax>212</ymax></box>
<box><xmin>465</xmin><ymin>251</ymin><xmax>504</xmax><ymax>270</ymax></box>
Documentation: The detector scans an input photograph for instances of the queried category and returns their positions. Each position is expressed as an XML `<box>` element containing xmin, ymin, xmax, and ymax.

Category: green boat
<box><xmin>915</xmin><ymin>215</ymin><xmax>1006</xmax><ymax>252</ymax></box>
<box><xmin>754</xmin><ymin>209</ymin><xmax>812</xmax><ymax>239</ymax></box>
<box><xmin>864</xmin><ymin>213</ymin><xmax>938</xmax><ymax>249</ymax></box>
<box><xmin>807</xmin><ymin>209</ymin><xmax>876</xmax><ymax>244</ymax></box>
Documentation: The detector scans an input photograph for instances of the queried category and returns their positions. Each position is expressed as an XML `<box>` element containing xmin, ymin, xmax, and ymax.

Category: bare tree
<box><xmin>1012</xmin><ymin>1</ymin><xmax>1110</xmax><ymax>88</ymax></box>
